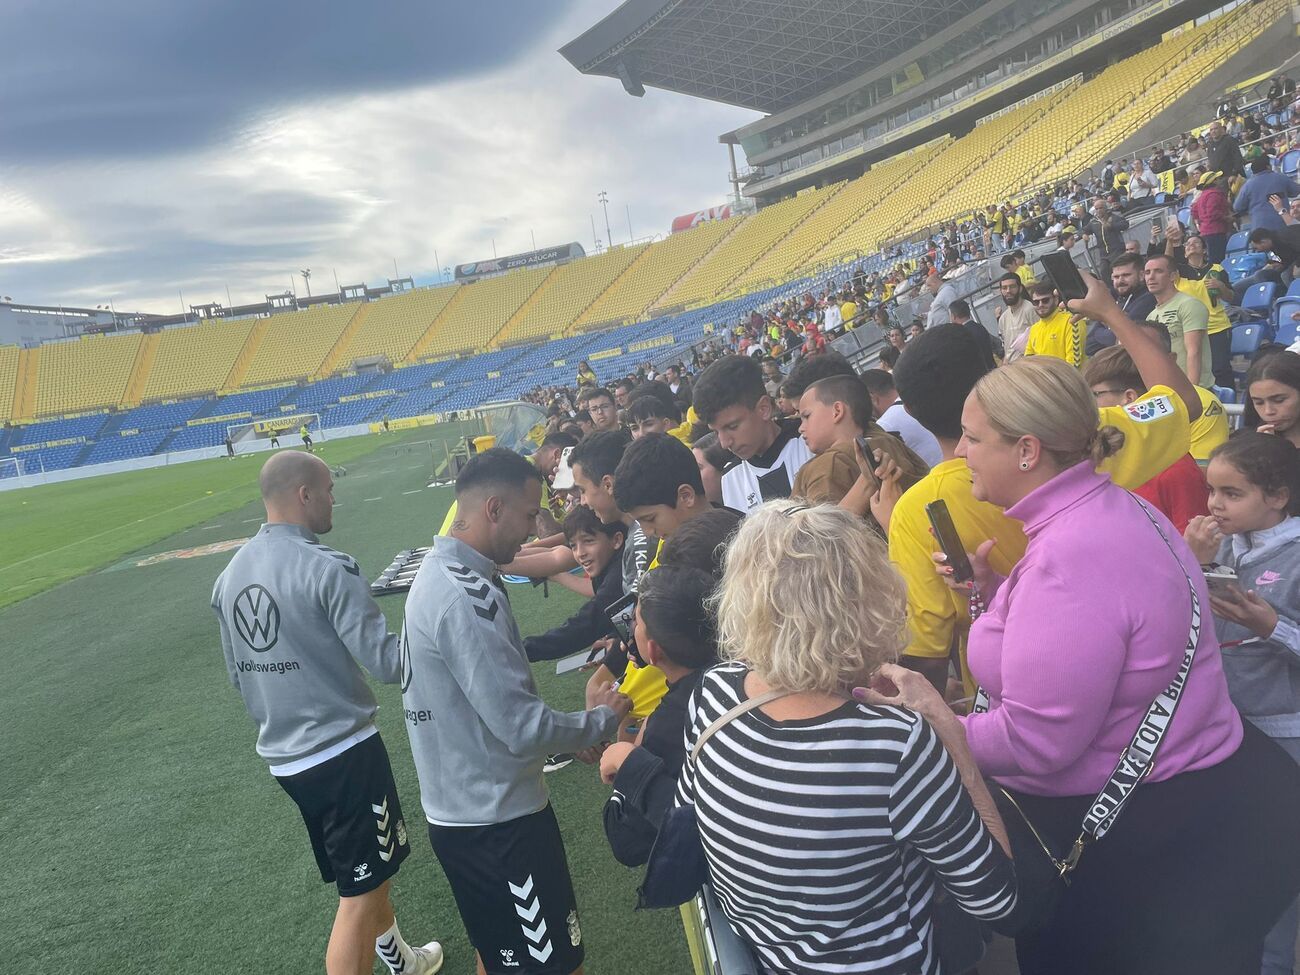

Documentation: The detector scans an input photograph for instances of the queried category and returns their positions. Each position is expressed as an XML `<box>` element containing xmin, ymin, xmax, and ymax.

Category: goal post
<box><xmin>0</xmin><ymin>456</ymin><xmax>24</xmax><ymax>480</ymax></box>
<box><xmin>226</xmin><ymin>412</ymin><xmax>322</xmax><ymax>448</ymax></box>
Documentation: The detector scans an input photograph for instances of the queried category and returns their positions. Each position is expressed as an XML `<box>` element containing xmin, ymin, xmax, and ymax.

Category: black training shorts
<box><xmin>429</xmin><ymin>803</ymin><xmax>584</xmax><ymax>975</ymax></box>
<box><xmin>276</xmin><ymin>733</ymin><xmax>410</xmax><ymax>897</ymax></box>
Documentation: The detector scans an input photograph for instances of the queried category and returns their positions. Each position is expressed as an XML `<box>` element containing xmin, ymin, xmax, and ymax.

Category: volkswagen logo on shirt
<box><xmin>233</xmin><ymin>584</ymin><xmax>281</xmax><ymax>652</ymax></box>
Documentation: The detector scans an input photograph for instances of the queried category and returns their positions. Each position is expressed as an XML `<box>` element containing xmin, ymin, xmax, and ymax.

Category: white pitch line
<box><xmin>401</xmin><ymin>489</ymin><xmax>422</xmax><ymax>495</ymax></box>
<box><xmin>201</xmin><ymin>525</ymin><xmax>223</xmax><ymax>531</ymax></box>
<box><xmin>364</xmin><ymin>496</ymin><xmax>383</xmax><ymax>502</ymax></box>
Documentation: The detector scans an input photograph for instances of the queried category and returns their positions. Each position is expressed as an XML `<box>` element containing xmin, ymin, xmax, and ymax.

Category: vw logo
<box><xmin>233</xmin><ymin>584</ymin><xmax>281</xmax><ymax>652</ymax></box>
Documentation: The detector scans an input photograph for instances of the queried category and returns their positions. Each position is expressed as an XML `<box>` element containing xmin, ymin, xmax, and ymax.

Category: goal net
<box><xmin>0</xmin><ymin>456</ymin><xmax>24</xmax><ymax>480</ymax></box>
<box><xmin>226</xmin><ymin>412</ymin><xmax>322</xmax><ymax>447</ymax></box>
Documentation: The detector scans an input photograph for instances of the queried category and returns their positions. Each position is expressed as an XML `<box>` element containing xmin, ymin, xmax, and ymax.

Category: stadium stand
<box><xmin>493</xmin><ymin>242</ymin><xmax>650</xmax><ymax>345</ymax></box>
<box><xmin>0</xmin><ymin>344</ymin><xmax>17</xmax><ymax>422</ymax></box>
<box><xmin>33</xmin><ymin>332</ymin><xmax>142</xmax><ymax>417</ymax></box>
<box><xmin>332</xmin><ymin>284</ymin><xmax>460</xmax><ymax>367</ymax></box>
<box><xmin>660</xmin><ymin>186</ymin><xmax>840</xmax><ymax>308</ymax></box>
<box><xmin>140</xmin><ymin>319</ymin><xmax>258</xmax><ymax>403</ymax></box>
<box><xmin>417</xmin><ymin>266</ymin><xmax>552</xmax><ymax>357</ymax></box>
<box><xmin>576</xmin><ymin>219</ymin><xmax>735</xmax><ymax>327</ymax></box>
<box><xmin>237</xmin><ymin>304</ymin><xmax>361</xmax><ymax>388</ymax></box>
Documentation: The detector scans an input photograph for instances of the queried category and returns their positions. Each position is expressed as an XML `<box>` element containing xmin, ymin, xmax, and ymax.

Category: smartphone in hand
<box><xmin>925</xmin><ymin>499</ymin><xmax>974</xmax><ymax>585</ymax></box>
<box><xmin>856</xmin><ymin>435</ymin><xmax>882</xmax><ymax>469</ymax></box>
<box><xmin>1039</xmin><ymin>250</ymin><xmax>1088</xmax><ymax>302</ymax></box>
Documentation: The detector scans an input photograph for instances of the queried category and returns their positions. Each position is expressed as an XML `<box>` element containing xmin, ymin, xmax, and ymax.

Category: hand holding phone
<box><xmin>1039</xmin><ymin>250</ymin><xmax>1088</xmax><ymax>303</ymax></box>
<box><xmin>925</xmin><ymin>500</ymin><xmax>974</xmax><ymax>584</ymax></box>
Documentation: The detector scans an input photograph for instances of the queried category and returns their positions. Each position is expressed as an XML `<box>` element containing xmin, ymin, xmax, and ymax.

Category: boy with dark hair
<box><xmin>577</xmin><ymin>386</ymin><xmax>620</xmax><ymax>433</ymax></box>
<box><xmin>782</xmin><ymin>349</ymin><xmax>855</xmax><ymax>400</ymax></box>
<box><xmin>599</xmin><ymin>566</ymin><xmax>721</xmax><ymax>866</ymax></box>
<box><xmin>692</xmin><ymin>354</ymin><xmax>811</xmax><ymax>515</ymax></box>
<box><xmin>612</xmin><ymin>433</ymin><xmax>711</xmax><ymax>541</ymax></box>
<box><xmin>625</xmin><ymin>389</ymin><xmax>684</xmax><ymax>442</ymax></box>
<box><xmin>657</xmin><ymin>508</ymin><xmax>744</xmax><ymax>577</ymax></box>
<box><xmin>523</xmin><ymin>506</ymin><xmax>628</xmax><ymax>663</ymax></box>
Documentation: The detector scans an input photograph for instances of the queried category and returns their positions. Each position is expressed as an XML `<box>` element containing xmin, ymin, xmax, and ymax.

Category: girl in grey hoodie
<box><xmin>1187</xmin><ymin>431</ymin><xmax>1300</xmax><ymax>975</ymax></box>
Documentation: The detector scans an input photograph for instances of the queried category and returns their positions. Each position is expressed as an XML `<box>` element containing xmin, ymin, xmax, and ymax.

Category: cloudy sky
<box><xmin>0</xmin><ymin>0</ymin><xmax>758</xmax><ymax>313</ymax></box>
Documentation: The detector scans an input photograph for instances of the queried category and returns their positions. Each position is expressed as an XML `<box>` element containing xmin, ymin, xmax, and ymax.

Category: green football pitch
<box><xmin>0</xmin><ymin>428</ymin><xmax>691</xmax><ymax>974</ymax></box>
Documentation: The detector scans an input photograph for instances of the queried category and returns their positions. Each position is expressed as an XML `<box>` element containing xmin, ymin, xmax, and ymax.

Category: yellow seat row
<box><xmin>337</xmin><ymin>285</ymin><xmax>460</xmax><ymax>365</ymax></box>
<box><xmin>34</xmin><ymin>332</ymin><xmax>142</xmax><ymax>416</ymax></box>
<box><xmin>240</xmin><ymin>304</ymin><xmax>361</xmax><ymax>387</ymax></box>
<box><xmin>420</xmin><ymin>266</ymin><xmax>552</xmax><ymax>358</ymax></box>
<box><xmin>498</xmin><ymin>243</ymin><xmax>649</xmax><ymax>345</ymax></box>
<box><xmin>0</xmin><ymin>345</ymin><xmax>17</xmax><ymax>422</ymax></box>
<box><xmin>143</xmin><ymin>319</ymin><xmax>257</xmax><ymax>402</ymax></box>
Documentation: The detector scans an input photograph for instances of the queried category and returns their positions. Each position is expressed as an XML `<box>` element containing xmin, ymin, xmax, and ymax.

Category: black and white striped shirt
<box><xmin>676</xmin><ymin>663</ymin><xmax>1016</xmax><ymax>974</ymax></box>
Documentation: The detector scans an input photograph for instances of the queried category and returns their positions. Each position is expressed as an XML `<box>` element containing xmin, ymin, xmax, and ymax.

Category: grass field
<box><xmin>0</xmin><ymin>429</ymin><xmax>691</xmax><ymax>974</ymax></box>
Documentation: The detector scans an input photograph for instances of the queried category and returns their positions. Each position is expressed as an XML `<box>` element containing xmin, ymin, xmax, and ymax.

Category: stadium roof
<box><xmin>560</xmin><ymin>0</ymin><xmax>990</xmax><ymax>114</ymax></box>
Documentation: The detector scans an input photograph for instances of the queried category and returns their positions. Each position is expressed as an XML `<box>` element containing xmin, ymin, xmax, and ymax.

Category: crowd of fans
<box><xmin>491</xmin><ymin>138</ymin><xmax>1300</xmax><ymax>972</ymax></box>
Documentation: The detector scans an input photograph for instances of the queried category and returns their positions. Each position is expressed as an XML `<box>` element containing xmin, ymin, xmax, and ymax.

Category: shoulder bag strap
<box><xmin>689</xmin><ymin>687</ymin><xmax>796</xmax><ymax>766</ymax></box>
<box><xmin>972</xmin><ymin>495</ymin><xmax>1201</xmax><ymax>876</ymax></box>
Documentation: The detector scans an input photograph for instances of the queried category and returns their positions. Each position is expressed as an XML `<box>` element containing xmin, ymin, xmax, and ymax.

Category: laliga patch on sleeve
<box><xmin>1124</xmin><ymin>395</ymin><xmax>1174</xmax><ymax>423</ymax></box>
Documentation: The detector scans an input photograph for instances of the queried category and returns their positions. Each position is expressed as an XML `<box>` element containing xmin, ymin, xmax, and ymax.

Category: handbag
<box><xmin>637</xmin><ymin>687</ymin><xmax>793</xmax><ymax>909</ymax></box>
<box><xmin>970</xmin><ymin>495</ymin><xmax>1203</xmax><ymax>933</ymax></box>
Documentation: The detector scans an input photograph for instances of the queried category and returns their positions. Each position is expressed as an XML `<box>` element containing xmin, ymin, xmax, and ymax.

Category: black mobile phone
<box><xmin>856</xmin><ymin>435</ymin><xmax>882</xmax><ymax>468</ymax></box>
<box><xmin>925</xmin><ymin>499</ymin><xmax>974</xmax><ymax>585</ymax></box>
<box><xmin>1039</xmin><ymin>250</ymin><xmax>1088</xmax><ymax>302</ymax></box>
<box><xmin>605</xmin><ymin>593</ymin><xmax>643</xmax><ymax>666</ymax></box>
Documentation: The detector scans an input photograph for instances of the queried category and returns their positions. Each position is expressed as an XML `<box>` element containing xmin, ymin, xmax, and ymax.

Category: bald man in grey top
<box><xmin>212</xmin><ymin>452</ymin><xmax>444</xmax><ymax>975</ymax></box>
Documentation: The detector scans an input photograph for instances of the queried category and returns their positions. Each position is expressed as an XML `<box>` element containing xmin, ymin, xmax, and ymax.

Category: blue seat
<box><xmin>1242</xmin><ymin>282</ymin><xmax>1281</xmax><ymax>318</ymax></box>
<box><xmin>1288</xmin><ymin>280</ymin><xmax>1300</xmax><ymax>299</ymax></box>
<box><xmin>1275</xmin><ymin>298</ymin><xmax>1300</xmax><ymax>346</ymax></box>
<box><xmin>1226</xmin><ymin>231</ymin><xmax>1251</xmax><ymax>256</ymax></box>
<box><xmin>1177</xmin><ymin>206</ymin><xmax>1191</xmax><ymax>227</ymax></box>
<box><xmin>1226</xmin><ymin>252</ymin><xmax>1267</xmax><ymax>284</ymax></box>
<box><xmin>1231</xmin><ymin>321</ymin><xmax>1266</xmax><ymax>357</ymax></box>
<box><xmin>1283</xmin><ymin>149</ymin><xmax>1300</xmax><ymax>178</ymax></box>
<box><xmin>1210</xmin><ymin>384</ymin><xmax>1236</xmax><ymax>405</ymax></box>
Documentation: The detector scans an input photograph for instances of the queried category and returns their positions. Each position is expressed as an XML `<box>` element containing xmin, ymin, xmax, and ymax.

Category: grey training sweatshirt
<box><xmin>212</xmin><ymin>523</ymin><xmax>400</xmax><ymax>766</ymax></box>
<box><xmin>401</xmin><ymin>534</ymin><xmax>619</xmax><ymax>826</ymax></box>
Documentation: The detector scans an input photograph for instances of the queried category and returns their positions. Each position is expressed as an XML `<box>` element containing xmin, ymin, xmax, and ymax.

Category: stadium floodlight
<box><xmin>598</xmin><ymin>191</ymin><xmax>613</xmax><ymax>255</ymax></box>
<box><xmin>300</xmin><ymin>268</ymin><xmax>312</xmax><ymax>297</ymax></box>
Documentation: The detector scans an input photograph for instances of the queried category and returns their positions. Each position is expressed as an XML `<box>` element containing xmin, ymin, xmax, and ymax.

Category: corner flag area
<box><xmin>0</xmin><ymin>429</ymin><xmax>690</xmax><ymax>973</ymax></box>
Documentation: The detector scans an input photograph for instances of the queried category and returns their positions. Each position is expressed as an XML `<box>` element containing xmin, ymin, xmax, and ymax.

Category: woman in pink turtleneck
<box><xmin>871</xmin><ymin>357</ymin><xmax>1300</xmax><ymax>975</ymax></box>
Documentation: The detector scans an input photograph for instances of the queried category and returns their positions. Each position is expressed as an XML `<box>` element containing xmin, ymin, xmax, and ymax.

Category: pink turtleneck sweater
<box><xmin>961</xmin><ymin>461</ymin><xmax>1242</xmax><ymax>797</ymax></box>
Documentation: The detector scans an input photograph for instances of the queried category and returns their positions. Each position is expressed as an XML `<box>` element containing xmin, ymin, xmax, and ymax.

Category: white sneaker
<box><xmin>411</xmin><ymin>940</ymin><xmax>444</xmax><ymax>975</ymax></box>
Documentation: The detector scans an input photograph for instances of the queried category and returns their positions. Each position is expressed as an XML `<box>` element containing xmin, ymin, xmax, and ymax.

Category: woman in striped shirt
<box><xmin>676</xmin><ymin>501</ymin><xmax>1016</xmax><ymax>974</ymax></box>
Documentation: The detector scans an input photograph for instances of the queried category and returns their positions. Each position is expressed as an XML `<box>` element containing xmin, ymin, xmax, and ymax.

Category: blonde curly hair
<box><xmin>712</xmin><ymin>500</ymin><xmax>908</xmax><ymax>694</ymax></box>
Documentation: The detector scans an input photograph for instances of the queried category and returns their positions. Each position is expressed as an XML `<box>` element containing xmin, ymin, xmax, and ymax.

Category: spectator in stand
<box><xmin>1146</xmin><ymin>254</ymin><xmax>1211</xmax><ymax>386</ymax></box>
<box><xmin>1239</xmin><ymin>225</ymin><xmax>1300</xmax><ymax>300</ymax></box>
<box><xmin>576</xmin><ymin>360</ymin><xmax>597</xmax><ymax>388</ymax></box>
<box><xmin>860</xmin><ymin>368</ymin><xmax>944</xmax><ymax>470</ymax></box>
<box><xmin>522</xmin><ymin>505</ymin><xmax>626</xmax><ymax>663</ymax></box>
<box><xmin>692</xmin><ymin>355</ymin><xmax>811</xmax><ymax>515</ymax></box>
<box><xmin>1246</xmin><ymin>351</ymin><xmax>1300</xmax><ymax>449</ymax></box>
<box><xmin>1150</xmin><ymin>145</ymin><xmax>1174</xmax><ymax>174</ymax></box>
<box><xmin>760</xmin><ymin>358</ymin><xmax>783</xmax><ymax>400</ymax></box>
<box><xmin>1085</xmin><ymin>347</ymin><xmax>1208</xmax><ymax>531</ymax></box>
<box><xmin>909</xmin><ymin>319</ymin><xmax>926</xmax><ymax>341</ymax></box>
<box><xmin>1234</xmin><ymin>157</ymin><xmax>1300</xmax><ymax>233</ymax></box>
<box><xmin>839</xmin><ymin>292</ymin><xmax>858</xmax><ymax>329</ymax></box>
<box><xmin>878</xmin><ymin>344</ymin><xmax>901</xmax><ymax>373</ymax></box>
<box><xmin>1185</xmin><ymin>432</ymin><xmax>1300</xmax><ymax>975</ymax></box>
<box><xmin>612</xmin><ymin>433</ymin><xmax>714</xmax><ymax>543</ymax></box>
<box><xmin>948</xmin><ymin>298</ymin><xmax>998</xmax><ymax>370</ymax></box>
<box><xmin>1136</xmin><ymin>321</ymin><xmax>1229</xmax><ymax>464</ymax></box>
<box><xmin>793</xmin><ymin>374</ymin><xmax>928</xmax><ymax>527</ymax></box>
<box><xmin>924</xmin><ymin>271</ymin><xmax>957</xmax><ymax>328</ymax></box>
<box><xmin>1111</xmin><ymin>252</ymin><xmax>1157</xmax><ymax>322</ymax></box>
<box><xmin>625</xmin><ymin>389</ymin><xmax>685</xmax><ymax>443</ymax></box>
<box><xmin>679</xmin><ymin>501</ymin><xmax>1017</xmax><ymax>975</ymax></box>
<box><xmin>611</xmin><ymin>378</ymin><xmax>635</xmax><ymax>410</ymax></box>
<box><xmin>600</xmin><ymin>565</ymin><xmax>720</xmax><ymax>868</ymax></box>
<box><xmin>1179</xmin><ymin>137</ymin><xmax>1207</xmax><ymax>168</ymax></box>
<box><xmin>1206</xmin><ymin>120</ymin><xmax>1246</xmax><ymax>179</ymax></box>
<box><xmin>887</xmin><ymin>276</ymin><xmax>1205</xmax><ymax>692</ymax></box>
<box><xmin>1084</xmin><ymin>197</ymin><xmax>1130</xmax><ymax>276</ymax></box>
<box><xmin>1190</xmin><ymin>171</ymin><xmax>1232</xmax><ymax>261</ymax></box>
<box><xmin>577</xmin><ymin>386</ymin><xmax>621</xmax><ymax>434</ymax></box>
<box><xmin>994</xmin><ymin>272</ymin><xmax>1036</xmax><ymax>362</ymax></box>
<box><xmin>1173</xmin><ymin>235</ymin><xmax>1233</xmax><ymax>389</ymax></box>
<box><xmin>574</xmin><ymin>410</ymin><xmax>594</xmax><ymax>437</ymax></box>
<box><xmin>1024</xmin><ymin>283</ymin><xmax>1086</xmax><ymax>368</ymax></box>
<box><xmin>876</xmin><ymin>354</ymin><xmax>1300</xmax><ymax>975</ymax></box>
<box><xmin>663</xmin><ymin>364</ymin><xmax>692</xmax><ymax>410</ymax></box>
<box><xmin>1127</xmin><ymin>158</ymin><xmax>1160</xmax><ymax>205</ymax></box>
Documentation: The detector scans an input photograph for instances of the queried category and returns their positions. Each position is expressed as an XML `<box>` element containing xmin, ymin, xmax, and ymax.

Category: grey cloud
<box><xmin>0</xmin><ymin>0</ymin><xmax>571</xmax><ymax>160</ymax></box>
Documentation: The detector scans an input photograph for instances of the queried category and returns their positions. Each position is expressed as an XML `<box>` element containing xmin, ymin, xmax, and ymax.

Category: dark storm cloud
<box><xmin>0</xmin><ymin>0</ymin><xmax>570</xmax><ymax>160</ymax></box>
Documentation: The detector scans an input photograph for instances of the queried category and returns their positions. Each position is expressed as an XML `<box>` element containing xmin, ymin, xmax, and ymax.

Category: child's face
<box><xmin>571</xmin><ymin>464</ymin><xmax>622</xmax><ymax>524</ymax></box>
<box><xmin>568</xmin><ymin>529</ymin><xmax>621</xmax><ymax>579</ymax></box>
<box><xmin>627</xmin><ymin>493</ymin><xmax>694</xmax><ymax>541</ymax></box>
<box><xmin>629</xmin><ymin>415</ymin><xmax>671</xmax><ymax>439</ymax></box>
<box><xmin>709</xmin><ymin>400</ymin><xmax>775</xmax><ymax>461</ymax></box>
<box><xmin>1206</xmin><ymin>456</ymin><xmax>1289</xmax><ymax>535</ymax></box>
<box><xmin>1250</xmin><ymin>379</ymin><xmax>1300</xmax><ymax>436</ymax></box>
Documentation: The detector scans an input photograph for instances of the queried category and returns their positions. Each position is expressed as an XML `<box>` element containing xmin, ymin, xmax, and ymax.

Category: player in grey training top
<box><xmin>401</xmin><ymin>448</ymin><xmax>631</xmax><ymax>975</ymax></box>
<box><xmin>212</xmin><ymin>451</ymin><xmax>442</xmax><ymax>975</ymax></box>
